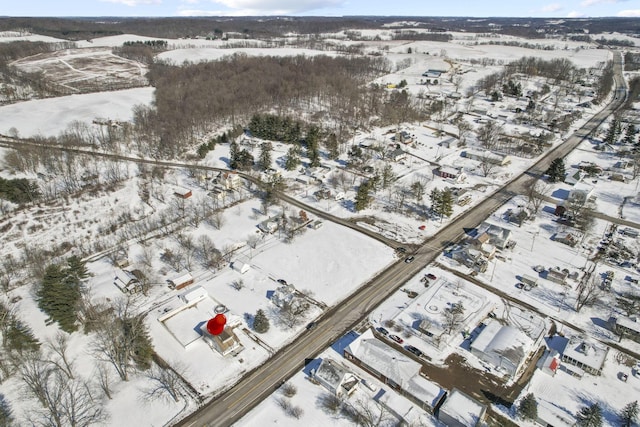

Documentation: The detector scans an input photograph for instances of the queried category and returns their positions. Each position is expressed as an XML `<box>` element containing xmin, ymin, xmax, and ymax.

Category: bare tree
<box><xmin>479</xmin><ymin>158</ymin><xmax>497</xmax><ymax>177</ymax></box>
<box><xmin>526</xmin><ymin>180</ymin><xmax>550</xmax><ymax>215</ymax></box>
<box><xmin>208</xmin><ymin>210</ymin><xmax>225</xmax><ymax>230</ymax></box>
<box><xmin>142</xmin><ymin>363</ymin><xmax>188</xmax><ymax>403</ymax></box>
<box><xmin>341</xmin><ymin>398</ymin><xmax>395</xmax><ymax>427</ymax></box>
<box><xmin>230</xmin><ymin>279</ymin><xmax>244</xmax><ymax>291</ymax></box>
<box><xmin>320</xmin><ymin>393</ymin><xmax>342</xmax><ymax>414</ymax></box>
<box><xmin>277</xmin><ymin>299</ymin><xmax>310</xmax><ymax>328</ymax></box>
<box><xmin>442</xmin><ymin>302</ymin><xmax>465</xmax><ymax>335</ymax></box>
<box><xmin>575</xmin><ymin>275</ymin><xmax>602</xmax><ymax>312</ymax></box>
<box><xmin>477</xmin><ymin>120</ymin><xmax>503</xmax><ymax>150</ymax></box>
<box><xmin>95</xmin><ymin>363</ymin><xmax>113</xmax><ymax>399</ymax></box>
<box><xmin>46</xmin><ymin>332</ymin><xmax>75</xmax><ymax>379</ymax></box>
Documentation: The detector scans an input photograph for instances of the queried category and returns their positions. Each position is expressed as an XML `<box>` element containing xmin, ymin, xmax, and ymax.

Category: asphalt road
<box><xmin>177</xmin><ymin>53</ymin><xmax>626</xmax><ymax>427</ymax></box>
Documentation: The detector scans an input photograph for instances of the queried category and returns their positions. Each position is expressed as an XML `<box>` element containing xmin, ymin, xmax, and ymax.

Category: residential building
<box><xmin>610</xmin><ymin>316</ymin><xmax>640</xmax><ymax>342</ymax></box>
<box><xmin>438</xmin><ymin>389</ymin><xmax>487</xmax><ymax>427</ymax></box>
<box><xmin>469</xmin><ymin>319</ymin><xmax>534</xmax><ymax>379</ymax></box>
<box><xmin>313</xmin><ymin>358</ymin><xmax>359</xmax><ymax>398</ymax></box>
<box><xmin>560</xmin><ymin>337</ymin><xmax>608</xmax><ymax>376</ymax></box>
<box><xmin>167</xmin><ymin>272</ymin><xmax>194</xmax><ymax>290</ymax></box>
<box><xmin>462</xmin><ymin>150</ymin><xmax>512</xmax><ymax>166</ymax></box>
<box><xmin>113</xmin><ymin>269</ymin><xmax>142</xmax><ymax>294</ymax></box>
<box><xmin>474</xmin><ymin>221</ymin><xmax>512</xmax><ymax>249</ymax></box>
<box><xmin>438</xmin><ymin>167</ymin><xmax>466</xmax><ymax>183</ymax></box>
<box><xmin>344</xmin><ymin>329</ymin><xmax>446</xmax><ymax>413</ymax></box>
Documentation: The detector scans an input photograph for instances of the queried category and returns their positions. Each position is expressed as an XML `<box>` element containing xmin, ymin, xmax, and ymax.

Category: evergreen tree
<box><xmin>355</xmin><ymin>180</ymin><xmax>372</xmax><ymax>211</ymax></box>
<box><xmin>576</xmin><ymin>403</ymin><xmax>603</xmax><ymax>427</ymax></box>
<box><xmin>381</xmin><ymin>164</ymin><xmax>397</xmax><ymax>190</ymax></box>
<box><xmin>620</xmin><ymin>401</ymin><xmax>639</xmax><ymax>427</ymax></box>
<box><xmin>253</xmin><ymin>309</ymin><xmax>270</xmax><ymax>333</ymax></box>
<box><xmin>604</xmin><ymin>117</ymin><xmax>621</xmax><ymax>144</ymax></box>
<box><xmin>258</xmin><ymin>142</ymin><xmax>273</xmax><ymax>171</ymax></box>
<box><xmin>37</xmin><ymin>263</ymin><xmax>83</xmax><ymax>333</ymax></box>
<box><xmin>623</xmin><ymin>124</ymin><xmax>637</xmax><ymax>145</ymax></box>
<box><xmin>284</xmin><ymin>146</ymin><xmax>300</xmax><ymax>171</ymax></box>
<box><xmin>306</xmin><ymin>126</ymin><xmax>322</xmax><ymax>167</ymax></box>
<box><xmin>430</xmin><ymin>188</ymin><xmax>442</xmax><ymax>217</ymax></box>
<box><xmin>0</xmin><ymin>394</ymin><xmax>13</xmax><ymax>427</ymax></box>
<box><xmin>229</xmin><ymin>141</ymin><xmax>239</xmax><ymax>167</ymax></box>
<box><xmin>324</xmin><ymin>133</ymin><xmax>339</xmax><ymax>160</ymax></box>
<box><xmin>440</xmin><ymin>188</ymin><xmax>454</xmax><ymax>219</ymax></box>
<box><xmin>518</xmin><ymin>393</ymin><xmax>538</xmax><ymax>421</ymax></box>
<box><xmin>545</xmin><ymin>158</ymin><xmax>566</xmax><ymax>183</ymax></box>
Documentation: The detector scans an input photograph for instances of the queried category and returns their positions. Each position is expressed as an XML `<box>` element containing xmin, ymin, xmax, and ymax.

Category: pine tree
<box><xmin>576</xmin><ymin>403</ymin><xmax>603</xmax><ymax>427</ymax></box>
<box><xmin>258</xmin><ymin>142</ymin><xmax>273</xmax><ymax>171</ymax></box>
<box><xmin>430</xmin><ymin>188</ymin><xmax>442</xmax><ymax>217</ymax></box>
<box><xmin>253</xmin><ymin>309</ymin><xmax>270</xmax><ymax>333</ymax></box>
<box><xmin>440</xmin><ymin>188</ymin><xmax>454</xmax><ymax>219</ymax></box>
<box><xmin>623</xmin><ymin>124</ymin><xmax>637</xmax><ymax>145</ymax></box>
<box><xmin>229</xmin><ymin>141</ymin><xmax>239</xmax><ymax>168</ymax></box>
<box><xmin>37</xmin><ymin>263</ymin><xmax>83</xmax><ymax>333</ymax></box>
<box><xmin>325</xmin><ymin>133</ymin><xmax>339</xmax><ymax>160</ymax></box>
<box><xmin>620</xmin><ymin>401</ymin><xmax>639</xmax><ymax>427</ymax></box>
<box><xmin>0</xmin><ymin>394</ymin><xmax>13</xmax><ymax>427</ymax></box>
<box><xmin>284</xmin><ymin>146</ymin><xmax>300</xmax><ymax>171</ymax></box>
<box><xmin>545</xmin><ymin>158</ymin><xmax>566</xmax><ymax>183</ymax></box>
<box><xmin>355</xmin><ymin>180</ymin><xmax>372</xmax><ymax>212</ymax></box>
<box><xmin>518</xmin><ymin>393</ymin><xmax>538</xmax><ymax>421</ymax></box>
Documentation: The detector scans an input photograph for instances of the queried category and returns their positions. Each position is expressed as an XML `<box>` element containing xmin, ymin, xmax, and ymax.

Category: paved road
<box><xmin>176</xmin><ymin>52</ymin><xmax>626</xmax><ymax>426</ymax></box>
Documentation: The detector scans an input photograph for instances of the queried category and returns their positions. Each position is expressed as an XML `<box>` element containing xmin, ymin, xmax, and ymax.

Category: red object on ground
<box><xmin>206</xmin><ymin>314</ymin><xmax>227</xmax><ymax>335</ymax></box>
<box><xmin>419</xmin><ymin>225</ymin><xmax>426</xmax><ymax>230</ymax></box>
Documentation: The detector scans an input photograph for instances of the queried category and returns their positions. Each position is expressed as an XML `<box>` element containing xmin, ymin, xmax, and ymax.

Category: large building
<box><xmin>469</xmin><ymin>319</ymin><xmax>535</xmax><ymax>379</ymax></box>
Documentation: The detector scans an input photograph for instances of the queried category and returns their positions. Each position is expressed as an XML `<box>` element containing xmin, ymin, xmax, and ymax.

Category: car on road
<box><xmin>377</xmin><ymin>327</ymin><xmax>389</xmax><ymax>336</ymax></box>
<box><xmin>389</xmin><ymin>334</ymin><xmax>403</xmax><ymax>344</ymax></box>
<box><xmin>426</xmin><ymin>273</ymin><xmax>437</xmax><ymax>280</ymax></box>
<box><xmin>396</xmin><ymin>247</ymin><xmax>407</xmax><ymax>253</ymax></box>
<box><xmin>404</xmin><ymin>256</ymin><xmax>415</xmax><ymax>263</ymax></box>
<box><xmin>306</xmin><ymin>321</ymin><xmax>317</xmax><ymax>330</ymax></box>
<box><xmin>277</xmin><ymin>279</ymin><xmax>287</xmax><ymax>285</ymax></box>
<box><xmin>405</xmin><ymin>345</ymin><xmax>422</xmax><ymax>357</ymax></box>
<box><xmin>515</xmin><ymin>282</ymin><xmax>524</xmax><ymax>289</ymax></box>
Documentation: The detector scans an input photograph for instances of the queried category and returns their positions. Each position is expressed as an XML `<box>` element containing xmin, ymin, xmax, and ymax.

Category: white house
<box><xmin>313</xmin><ymin>358</ymin><xmax>359</xmax><ymax>397</ymax></box>
<box><xmin>469</xmin><ymin>319</ymin><xmax>533</xmax><ymax>379</ymax></box>
<box><xmin>231</xmin><ymin>260</ymin><xmax>250</xmax><ymax>274</ymax></box>
<box><xmin>438</xmin><ymin>389</ymin><xmax>487</xmax><ymax>427</ymax></box>
<box><xmin>113</xmin><ymin>269</ymin><xmax>142</xmax><ymax>294</ymax></box>
<box><xmin>560</xmin><ymin>337</ymin><xmax>609</xmax><ymax>376</ymax></box>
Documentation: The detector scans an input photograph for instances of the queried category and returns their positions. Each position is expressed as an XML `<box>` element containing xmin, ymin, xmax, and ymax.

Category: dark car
<box><xmin>404</xmin><ymin>256</ymin><xmax>415</xmax><ymax>263</ymax></box>
<box><xmin>515</xmin><ymin>282</ymin><xmax>524</xmax><ymax>289</ymax></box>
<box><xmin>306</xmin><ymin>321</ymin><xmax>317</xmax><ymax>330</ymax></box>
<box><xmin>405</xmin><ymin>345</ymin><xmax>423</xmax><ymax>357</ymax></box>
<box><xmin>389</xmin><ymin>334</ymin><xmax>404</xmax><ymax>344</ymax></box>
<box><xmin>426</xmin><ymin>273</ymin><xmax>437</xmax><ymax>280</ymax></box>
<box><xmin>396</xmin><ymin>247</ymin><xmax>407</xmax><ymax>253</ymax></box>
<box><xmin>377</xmin><ymin>327</ymin><xmax>389</xmax><ymax>336</ymax></box>
<box><xmin>277</xmin><ymin>279</ymin><xmax>287</xmax><ymax>285</ymax></box>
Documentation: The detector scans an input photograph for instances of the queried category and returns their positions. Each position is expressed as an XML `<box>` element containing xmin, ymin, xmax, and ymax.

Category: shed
<box><xmin>173</xmin><ymin>187</ymin><xmax>192</xmax><ymax>199</ymax></box>
<box><xmin>231</xmin><ymin>260</ymin><xmax>250</xmax><ymax>274</ymax></box>
<box><xmin>168</xmin><ymin>272</ymin><xmax>194</xmax><ymax>290</ymax></box>
<box><xmin>521</xmin><ymin>274</ymin><xmax>538</xmax><ymax>287</ymax></box>
<box><xmin>438</xmin><ymin>389</ymin><xmax>487</xmax><ymax>427</ymax></box>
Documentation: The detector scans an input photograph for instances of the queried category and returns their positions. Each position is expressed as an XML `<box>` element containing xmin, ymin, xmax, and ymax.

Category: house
<box><xmin>438</xmin><ymin>167</ymin><xmax>466</xmax><ymax>183</ymax></box>
<box><xmin>389</xmin><ymin>147</ymin><xmax>407</xmax><ymax>162</ymax></box>
<box><xmin>201</xmin><ymin>323</ymin><xmax>242</xmax><ymax>356</ymax></box>
<box><xmin>271</xmin><ymin>284</ymin><xmax>296</xmax><ymax>308</ymax></box>
<box><xmin>422</xmin><ymin>70</ymin><xmax>442</xmax><ymax>78</ymax></box>
<box><xmin>554</xmin><ymin>232</ymin><xmax>578</xmax><ymax>248</ymax></box>
<box><xmin>438</xmin><ymin>389</ymin><xmax>487</xmax><ymax>427</ymax></box>
<box><xmin>231</xmin><ymin>260</ymin><xmax>250</xmax><ymax>274</ymax></box>
<box><xmin>113</xmin><ymin>269</ymin><xmax>142</xmax><ymax>294</ymax></box>
<box><xmin>344</xmin><ymin>329</ymin><xmax>446</xmax><ymax>413</ymax></box>
<box><xmin>449</xmin><ymin>245</ymin><xmax>488</xmax><ymax>272</ymax></box>
<box><xmin>173</xmin><ymin>187</ymin><xmax>192</xmax><ymax>199</ymax></box>
<box><xmin>439</xmin><ymin>137</ymin><xmax>458</xmax><ymax>149</ymax></box>
<box><xmin>167</xmin><ymin>272</ymin><xmax>194</xmax><ymax>290</ymax></box>
<box><xmin>546</xmin><ymin>268</ymin><xmax>568</xmax><ymax>285</ymax></box>
<box><xmin>461</xmin><ymin>150</ymin><xmax>511</xmax><ymax>166</ymax></box>
<box><xmin>567</xmin><ymin>182</ymin><xmax>595</xmax><ymax>205</ymax></box>
<box><xmin>610</xmin><ymin>315</ymin><xmax>640</xmax><ymax>342</ymax></box>
<box><xmin>535</xmin><ymin>400</ymin><xmax>577</xmax><ymax>427</ymax></box>
<box><xmin>469</xmin><ymin>319</ymin><xmax>534</xmax><ymax>379</ymax></box>
<box><xmin>258</xmin><ymin>216</ymin><xmax>279</xmax><ymax>234</ymax></box>
<box><xmin>474</xmin><ymin>221</ymin><xmax>512</xmax><ymax>250</ymax></box>
<box><xmin>560</xmin><ymin>337</ymin><xmax>608</xmax><ymax>376</ymax></box>
<box><xmin>218</xmin><ymin>171</ymin><xmax>242</xmax><ymax>190</ymax></box>
<box><xmin>313</xmin><ymin>358</ymin><xmax>359</xmax><ymax>398</ymax></box>
<box><xmin>208</xmin><ymin>187</ymin><xmax>227</xmax><ymax>203</ymax></box>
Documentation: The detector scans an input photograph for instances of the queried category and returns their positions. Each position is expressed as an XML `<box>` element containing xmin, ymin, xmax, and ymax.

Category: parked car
<box><xmin>377</xmin><ymin>327</ymin><xmax>389</xmax><ymax>336</ymax></box>
<box><xmin>396</xmin><ymin>247</ymin><xmax>407</xmax><ymax>253</ymax></box>
<box><xmin>389</xmin><ymin>334</ymin><xmax>404</xmax><ymax>344</ymax></box>
<box><xmin>404</xmin><ymin>256</ymin><xmax>415</xmax><ymax>263</ymax></box>
<box><xmin>426</xmin><ymin>273</ymin><xmax>437</xmax><ymax>280</ymax></box>
<box><xmin>306</xmin><ymin>321</ymin><xmax>317</xmax><ymax>330</ymax></box>
<box><xmin>277</xmin><ymin>279</ymin><xmax>287</xmax><ymax>285</ymax></box>
<box><xmin>515</xmin><ymin>282</ymin><xmax>524</xmax><ymax>289</ymax></box>
<box><xmin>405</xmin><ymin>345</ymin><xmax>423</xmax><ymax>357</ymax></box>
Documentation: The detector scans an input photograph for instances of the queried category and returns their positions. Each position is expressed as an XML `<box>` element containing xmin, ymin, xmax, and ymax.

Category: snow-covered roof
<box><xmin>615</xmin><ymin>316</ymin><xmax>640</xmax><ymax>334</ymax></box>
<box><xmin>315</xmin><ymin>358</ymin><xmax>348</xmax><ymax>391</ymax></box>
<box><xmin>439</xmin><ymin>389</ymin><xmax>486</xmax><ymax>427</ymax></box>
<box><xmin>470</xmin><ymin>319</ymin><xmax>532</xmax><ymax>367</ymax></box>
<box><xmin>561</xmin><ymin>337</ymin><xmax>608</xmax><ymax>372</ymax></box>
<box><xmin>169</xmin><ymin>272</ymin><xmax>193</xmax><ymax>286</ymax></box>
<box><xmin>346</xmin><ymin>333</ymin><xmax>445</xmax><ymax>408</ymax></box>
<box><xmin>180</xmin><ymin>285</ymin><xmax>208</xmax><ymax>305</ymax></box>
<box><xmin>536</xmin><ymin>399</ymin><xmax>576</xmax><ymax>427</ymax></box>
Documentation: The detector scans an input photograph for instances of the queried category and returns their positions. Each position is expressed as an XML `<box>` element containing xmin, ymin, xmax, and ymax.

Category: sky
<box><xmin>1</xmin><ymin>0</ymin><xmax>639</xmax><ymax>18</ymax></box>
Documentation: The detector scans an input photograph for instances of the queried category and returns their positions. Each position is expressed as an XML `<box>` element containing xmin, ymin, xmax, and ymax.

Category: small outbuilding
<box><xmin>231</xmin><ymin>260</ymin><xmax>250</xmax><ymax>274</ymax></box>
<box><xmin>438</xmin><ymin>388</ymin><xmax>487</xmax><ymax>427</ymax></box>
<box><xmin>168</xmin><ymin>272</ymin><xmax>194</xmax><ymax>290</ymax></box>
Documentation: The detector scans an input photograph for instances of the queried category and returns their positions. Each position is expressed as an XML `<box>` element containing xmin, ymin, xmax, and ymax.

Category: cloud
<box><xmin>567</xmin><ymin>10</ymin><xmax>586</xmax><ymax>17</ymax></box>
<box><xmin>541</xmin><ymin>3</ymin><xmax>563</xmax><ymax>12</ymax></box>
<box><xmin>181</xmin><ymin>0</ymin><xmax>345</xmax><ymax>15</ymax></box>
<box><xmin>617</xmin><ymin>9</ymin><xmax>640</xmax><ymax>16</ymax></box>
<box><xmin>581</xmin><ymin>0</ymin><xmax>627</xmax><ymax>6</ymax></box>
<box><xmin>101</xmin><ymin>0</ymin><xmax>162</xmax><ymax>6</ymax></box>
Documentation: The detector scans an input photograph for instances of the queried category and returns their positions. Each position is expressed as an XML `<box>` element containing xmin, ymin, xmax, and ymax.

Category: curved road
<box><xmin>175</xmin><ymin>52</ymin><xmax>626</xmax><ymax>426</ymax></box>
